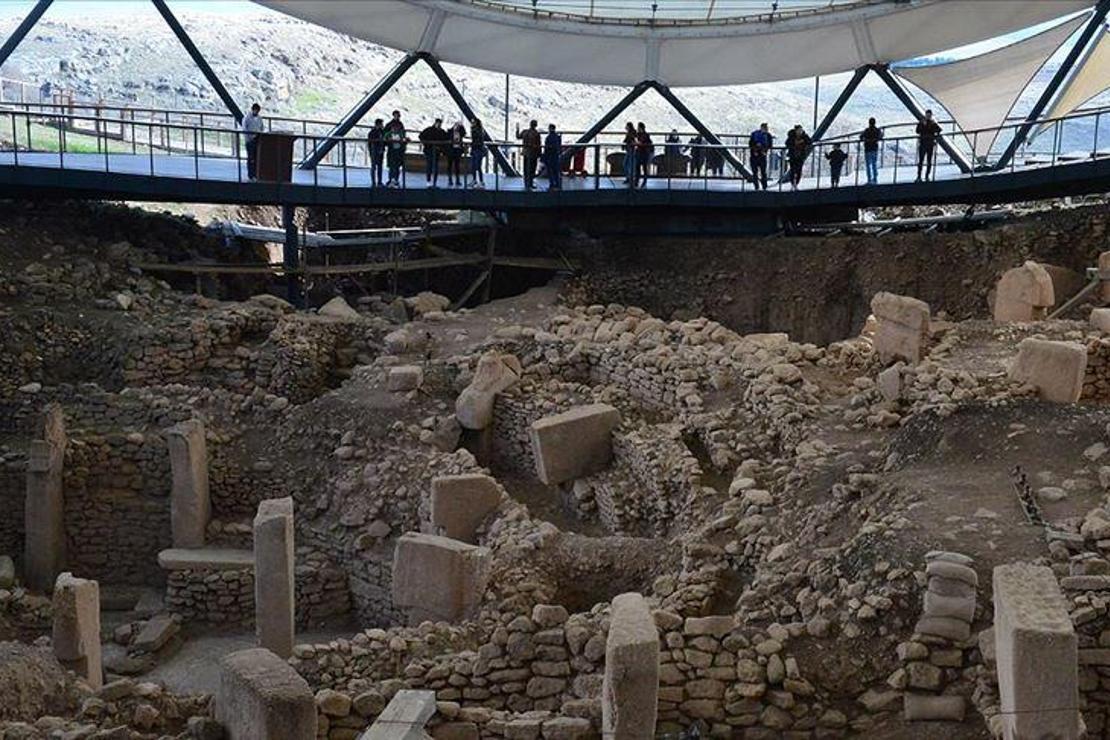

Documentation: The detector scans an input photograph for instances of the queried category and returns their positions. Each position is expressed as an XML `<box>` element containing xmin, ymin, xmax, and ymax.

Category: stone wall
<box><xmin>0</xmin><ymin>463</ymin><xmax>24</xmax><ymax>563</ymax></box>
<box><xmin>164</xmin><ymin>548</ymin><xmax>350</xmax><ymax>629</ymax></box>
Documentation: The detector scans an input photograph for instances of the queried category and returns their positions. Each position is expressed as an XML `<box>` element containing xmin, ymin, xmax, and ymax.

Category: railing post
<box><xmin>594</xmin><ymin>143</ymin><xmax>600</xmax><ymax>190</ymax></box>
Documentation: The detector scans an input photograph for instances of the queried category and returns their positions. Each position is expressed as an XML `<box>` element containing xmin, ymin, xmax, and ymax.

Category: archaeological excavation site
<box><xmin>3</xmin><ymin>194</ymin><xmax>1110</xmax><ymax>740</ymax></box>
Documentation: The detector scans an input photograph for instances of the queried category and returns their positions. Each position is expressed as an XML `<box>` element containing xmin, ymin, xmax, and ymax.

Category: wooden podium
<box><xmin>256</xmin><ymin>132</ymin><xmax>297</xmax><ymax>183</ymax></box>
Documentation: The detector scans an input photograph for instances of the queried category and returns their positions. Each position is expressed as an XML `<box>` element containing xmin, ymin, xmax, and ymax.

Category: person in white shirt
<box><xmin>242</xmin><ymin>103</ymin><xmax>264</xmax><ymax>180</ymax></box>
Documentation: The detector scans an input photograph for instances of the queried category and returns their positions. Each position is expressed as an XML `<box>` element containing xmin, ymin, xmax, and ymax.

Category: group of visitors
<box><xmin>239</xmin><ymin>101</ymin><xmax>945</xmax><ymax>190</ymax></box>
<box><xmin>365</xmin><ymin>111</ymin><xmax>490</xmax><ymax>189</ymax></box>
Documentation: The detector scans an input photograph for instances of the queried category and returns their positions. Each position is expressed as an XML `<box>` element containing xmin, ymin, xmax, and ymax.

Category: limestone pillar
<box><xmin>529</xmin><ymin>403</ymin><xmax>621</xmax><ymax>485</ymax></box>
<box><xmin>166</xmin><ymin>418</ymin><xmax>210</xmax><ymax>548</ymax></box>
<box><xmin>391</xmin><ymin>533</ymin><xmax>490</xmax><ymax>624</ymax></box>
<box><xmin>993</xmin><ymin>563</ymin><xmax>1079</xmax><ymax>740</ymax></box>
<box><xmin>602</xmin><ymin>592</ymin><xmax>659</xmax><ymax>740</ymax></box>
<box><xmin>430</xmin><ymin>474</ymin><xmax>503</xmax><ymax>543</ymax></box>
<box><xmin>52</xmin><ymin>572</ymin><xmax>102</xmax><ymax>689</ymax></box>
<box><xmin>25</xmin><ymin>403</ymin><xmax>67</xmax><ymax>593</ymax></box>
<box><xmin>362</xmin><ymin>690</ymin><xmax>437</xmax><ymax>740</ymax></box>
<box><xmin>217</xmin><ymin>648</ymin><xmax>316</xmax><ymax>740</ymax></box>
<box><xmin>253</xmin><ymin>497</ymin><xmax>295</xmax><ymax>658</ymax></box>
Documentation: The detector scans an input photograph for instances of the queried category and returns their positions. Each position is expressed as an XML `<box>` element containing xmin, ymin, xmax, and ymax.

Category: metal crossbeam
<box><xmin>561</xmin><ymin>81</ymin><xmax>653</xmax><ymax>162</ymax></box>
<box><xmin>0</xmin><ymin>0</ymin><xmax>53</xmax><ymax>70</ymax></box>
<box><xmin>151</xmin><ymin>0</ymin><xmax>243</xmax><ymax>123</ymax></box>
<box><xmin>300</xmin><ymin>52</ymin><xmax>517</xmax><ymax>175</ymax></box>
<box><xmin>811</xmin><ymin>66</ymin><xmax>870</xmax><ymax>143</ymax></box>
<box><xmin>421</xmin><ymin>53</ymin><xmax>516</xmax><ymax>176</ymax></box>
<box><xmin>299</xmin><ymin>52</ymin><xmax>420</xmax><ymax>170</ymax></box>
<box><xmin>873</xmin><ymin>65</ymin><xmax>973</xmax><ymax>175</ymax></box>
<box><xmin>650</xmin><ymin>81</ymin><xmax>751</xmax><ymax>179</ymax></box>
<box><xmin>993</xmin><ymin>0</ymin><xmax>1110</xmax><ymax>172</ymax></box>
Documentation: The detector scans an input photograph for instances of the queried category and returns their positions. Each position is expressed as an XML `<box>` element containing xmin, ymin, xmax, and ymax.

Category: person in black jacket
<box><xmin>786</xmin><ymin>124</ymin><xmax>811</xmax><ymax>190</ymax></box>
<box><xmin>825</xmin><ymin>143</ymin><xmax>848</xmax><ymax>187</ymax></box>
<box><xmin>635</xmin><ymin>122</ymin><xmax>653</xmax><ymax>188</ymax></box>
<box><xmin>859</xmin><ymin>117</ymin><xmax>883</xmax><ymax>184</ymax></box>
<box><xmin>916</xmin><ymin>109</ymin><xmax>942</xmax><ymax>182</ymax></box>
<box><xmin>419</xmin><ymin>118</ymin><xmax>448</xmax><ymax>187</ymax></box>
<box><xmin>367</xmin><ymin>118</ymin><xmax>385</xmax><ymax>188</ymax></box>
<box><xmin>543</xmin><ymin>124</ymin><xmax>562</xmax><ymax>190</ymax></box>
<box><xmin>446</xmin><ymin>121</ymin><xmax>466</xmax><ymax>187</ymax></box>
<box><xmin>748</xmin><ymin>123</ymin><xmax>773</xmax><ymax>190</ymax></box>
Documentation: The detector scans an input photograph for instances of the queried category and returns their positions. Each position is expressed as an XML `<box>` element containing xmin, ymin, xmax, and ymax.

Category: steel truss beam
<box><xmin>873</xmin><ymin>65</ymin><xmax>974</xmax><ymax>175</ymax></box>
<box><xmin>0</xmin><ymin>0</ymin><xmax>52</xmax><ymax>70</ymax></box>
<box><xmin>562</xmin><ymin>80</ymin><xmax>752</xmax><ymax>179</ymax></box>
<box><xmin>299</xmin><ymin>51</ymin><xmax>517</xmax><ymax>175</ymax></box>
<box><xmin>993</xmin><ymin>0</ymin><xmax>1110</xmax><ymax>172</ymax></box>
<box><xmin>811</xmin><ymin>66</ymin><xmax>870</xmax><ymax>143</ymax></box>
<box><xmin>151</xmin><ymin>0</ymin><xmax>243</xmax><ymax>123</ymax></box>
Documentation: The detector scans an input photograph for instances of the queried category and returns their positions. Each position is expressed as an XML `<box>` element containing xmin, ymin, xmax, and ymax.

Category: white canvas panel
<box><xmin>896</xmin><ymin>15</ymin><xmax>1087</xmax><ymax>157</ymax></box>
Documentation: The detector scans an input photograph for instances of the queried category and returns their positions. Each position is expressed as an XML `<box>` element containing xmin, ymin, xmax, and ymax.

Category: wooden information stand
<box><xmin>256</xmin><ymin>132</ymin><xmax>298</xmax><ymax>183</ymax></box>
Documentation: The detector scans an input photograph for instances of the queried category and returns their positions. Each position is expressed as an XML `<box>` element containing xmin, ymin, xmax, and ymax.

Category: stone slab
<box><xmin>25</xmin><ymin>405</ymin><xmax>67</xmax><ymax>593</ymax></box>
<box><xmin>157</xmin><ymin>548</ymin><xmax>254</xmax><ymax>571</ymax></box>
<box><xmin>387</xmin><ymin>365</ymin><xmax>424</xmax><ymax>392</ymax></box>
<box><xmin>216</xmin><ymin>648</ymin><xmax>316</xmax><ymax>740</ymax></box>
<box><xmin>994</xmin><ymin>261</ymin><xmax>1054</xmax><ymax>322</ymax></box>
<box><xmin>430</xmin><ymin>474</ymin><xmax>503</xmax><ymax>543</ymax></box>
<box><xmin>529</xmin><ymin>403</ymin><xmax>621</xmax><ymax>485</ymax></box>
<box><xmin>923</xmin><ymin>590</ymin><xmax>975</xmax><ymax>623</ymax></box>
<box><xmin>903</xmin><ymin>694</ymin><xmax>965</xmax><ymax>721</ymax></box>
<box><xmin>391</xmin><ymin>533</ymin><xmax>490</xmax><ymax>624</ymax></box>
<box><xmin>1008</xmin><ymin>338</ymin><xmax>1087</xmax><ymax>404</ymax></box>
<box><xmin>360</xmin><ymin>690</ymin><xmax>437</xmax><ymax>740</ymax></box>
<box><xmin>993</xmin><ymin>563</ymin><xmax>1079</xmax><ymax>740</ymax></box>
<box><xmin>925</xmin><ymin>561</ymin><xmax>978</xmax><ymax>587</ymax></box>
<box><xmin>132</xmin><ymin>613</ymin><xmax>180</xmax><ymax>654</ymax></box>
<box><xmin>914</xmin><ymin>616</ymin><xmax>971</xmax><ymax>642</ymax></box>
<box><xmin>602</xmin><ymin>592</ymin><xmax>659</xmax><ymax>740</ymax></box>
<box><xmin>455</xmin><ymin>352</ymin><xmax>521</xmax><ymax>430</ymax></box>
<box><xmin>871</xmin><ymin>292</ymin><xmax>930</xmax><ymax>364</ymax></box>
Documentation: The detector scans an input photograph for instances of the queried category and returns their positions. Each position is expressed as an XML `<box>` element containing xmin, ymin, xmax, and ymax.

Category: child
<box><xmin>825</xmin><ymin>143</ymin><xmax>848</xmax><ymax>187</ymax></box>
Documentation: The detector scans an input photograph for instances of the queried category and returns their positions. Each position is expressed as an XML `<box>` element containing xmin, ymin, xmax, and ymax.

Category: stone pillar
<box><xmin>217</xmin><ymin>647</ymin><xmax>316</xmax><ymax>740</ymax></box>
<box><xmin>993</xmin><ymin>563</ymin><xmax>1079</xmax><ymax>740</ymax></box>
<box><xmin>430</xmin><ymin>474</ymin><xmax>503</xmax><ymax>543</ymax></box>
<box><xmin>52</xmin><ymin>572</ymin><xmax>102</xmax><ymax>689</ymax></box>
<box><xmin>25</xmin><ymin>403</ymin><xmax>67</xmax><ymax>593</ymax></box>
<box><xmin>253</xmin><ymin>497</ymin><xmax>295</xmax><ymax>658</ymax></box>
<box><xmin>529</xmin><ymin>403</ymin><xmax>621</xmax><ymax>485</ymax></box>
<box><xmin>391</xmin><ymin>533</ymin><xmax>490</xmax><ymax>624</ymax></box>
<box><xmin>870</xmin><ymin>291</ymin><xmax>931</xmax><ymax>364</ymax></box>
<box><xmin>166</xmin><ymin>418</ymin><xmax>210</xmax><ymax>548</ymax></box>
<box><xmin>602</xmin><ymin>592</ymin><xmax>659</xmax><ymax>740</ymax></box>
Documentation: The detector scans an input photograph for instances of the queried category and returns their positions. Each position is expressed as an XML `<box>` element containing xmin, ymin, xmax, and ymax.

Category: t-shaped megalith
<box><xmin>391</xmin><ymin>533</ymin><xmax>490</xmax><ymax>625</ymax></box>
<box><xmin>993</xmin><ymin>563</ymin><xmax>1079</xmax><ymax>740</ymax></box>
<box><xmin>216</xmin><ymin>648</ymin><xmax>316</xmax><ymax>740</ymax></box>
<box><xmin>254</xmin><ymin>497</ymin><xmax>295</xmax><ymax>658</ymax></box>
<box><xmin>52</xmin><ymin>572</ymin><xmax>102</xmax><ymax>689</ymax></box>
<box><xmin>530</xmin><ymin>403</ymin><xmax>621</xmax><ymax>485</ymax></box>
<box><xmin>166</xmin><ymin>418</ymin><xmax>210</xmax><ymax>548</ymax></box>
<box><xmin>602</xmin><ymin>592</ymin><xmax>659</xmax><ymax>740</ymax></box>
<box><xmin>25</xmin><ymin>403</ymin><xmax>67</xmax><ymax>593</ymax></box>
<box><xmin>430</xmin><ymin>474</ymin><xmax>503</xmax><ymax>543</ymax></box>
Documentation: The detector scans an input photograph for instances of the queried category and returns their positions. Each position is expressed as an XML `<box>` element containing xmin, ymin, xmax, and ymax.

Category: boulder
<box><xmin>318</xmin><ymin>296</ymin><xmax>360</xmax><ymax>320</ymax></box>
<box><xmin>993</xmin><ymin>262</ymin><xmax>1054</xmax><ymax>322</ymax></box>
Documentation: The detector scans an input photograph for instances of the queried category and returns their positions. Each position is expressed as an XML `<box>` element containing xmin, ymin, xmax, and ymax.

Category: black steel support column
<box><xmin>811</xmin><ymin>66</ymin><xmax>870</xmax><ymax>142</ymax></box>
<box><xmin>873</xmin><ymin>65</ymin><xmax>974</xmax><ymax>175</ymax></box>
<box><xmin>0</xmin><ymin>0</ymin><xmax>53</xmax><ymax>70</ymax></box>
<box><xmin>299</xmin><ymin>53</ymin><xmax>420</xmax><ymax>170</ymax></box>
<box><xmin>560</xmin><ymin>81</ymin><xmax>653</xmax><ymax>163</ymax></box>
<box><xmin>993</xmin><ymin>1</ymin><xmax>1110</xmax><ymax>172</ymax></box>
<box><xmin>420</xmin><ymin>53</ymin><xmax>517</xmax><ymax>176</ymax></box>
<box><xmin>282</xmin><ymin>204</ymin><xmax>301</xmax><ymax>306</ymax></box>
<box><xmin>151</xmin><ymin>0</ymin><xmax>243</xmax><ymax>122</ymax></box>
<box><xmin>649</xmin><ymin>81</ymin><xmax>751</xmax><ymax>179</ymax></box>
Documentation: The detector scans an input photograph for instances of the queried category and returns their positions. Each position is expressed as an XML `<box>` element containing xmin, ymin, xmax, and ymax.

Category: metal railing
<box><xmin>1</xmin><ymin>103</ymin><xmax>1108</xmax><ymax>194</ymax></box>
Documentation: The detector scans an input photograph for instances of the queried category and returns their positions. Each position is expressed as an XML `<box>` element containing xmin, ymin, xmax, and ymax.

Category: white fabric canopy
<box><xmin>252</xmin><ymin>0</ymin><xmax>1091</xmax><ymax>87</ymax></box>
<box><xmin>895</xmin><ymin>14</ymin><xmax>1088</xmax><ymax>158</ymax></box>
<box><xmin>1042</xmin><ymin>25</ymin><xmax>1110</xmax><ymax>124</ymax></box>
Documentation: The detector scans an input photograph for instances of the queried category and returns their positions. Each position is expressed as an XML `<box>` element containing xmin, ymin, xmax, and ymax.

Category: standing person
<box><xmin>825</xmin><ymin>143</ymin><xmax>848</xmax><ymax>187</ymax></box>
<box><xmin>469</xmin><ymin>117</ymin><xmax>486</xmax><ymax>188</ymax></box>
<box><xmin>664</xmin><ymin>128</ymin><xmax>681</xmax><ymax>173</ymax></box>
<box><xmin>623</xmin><ymin>122</ymin><xmax>638</xmax><ymax>187</ymax></box>
<box><xmin>748</xmin><ymin>122</ymin><xmax>773</xmax><ymax>190</ymax></box>
<box><xmin>419</xmin><ymin>118</ymin><xmax>447</xmax><ymax>187</ymax></box>
<box><xmin>367</xmin><ymin>118</ymin><xmax>385</xmax><ymax>188</ymax></box>
<box><xmin>241</xmin><ymin>102</ymin><xmax>264</xmax><ymax>181</ymax></box>
<box><xmin>860</xmin><ymin>117</ymin><xmax>883</xmax><ymax>185</ymax></box>
<box><xmin>447</xmin><ymin>121</ymin><xmax>466</xmax><ymax>187</ymax></box>
<box><xmin>687</xmin><ymin>134</ymin><xmax>705</xmax><ymax>177</ymax></box>
<box><xmin>516</xmin><ymin>119</ymin><xmax>542</xmax><ymax>189</ymax></box>
<box><xmin>916</xmin><ymin>109</ymin><xmax>942</xmax><ymax>182</ymax></box>
<box><xmin>635</xmin><ymin>122</ymin><xmax>653</xmax><ymax>188</ymax></box>
<box><xmin>384</xmin><ymin>110</ymin><xmax>407</xmax><ymax>188</ymax></box>
<box><xmin>543</xmin><ymin>124</ymin><xmax>562</xmax><ymax>190</ymax></box>
<box><xmin>787</xmin><ymin>124</ymin><xmax>811</xmax><ymax>190</ymax></box>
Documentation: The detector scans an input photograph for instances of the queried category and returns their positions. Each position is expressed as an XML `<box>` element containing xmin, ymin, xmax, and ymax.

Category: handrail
<box><xmin>1</xmin><ymin>103</ymin><xmax>1106</xmax><ymax>194</ymax></box>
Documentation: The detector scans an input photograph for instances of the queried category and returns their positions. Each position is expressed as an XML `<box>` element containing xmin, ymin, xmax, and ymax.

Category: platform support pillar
<box><xmin>282</xmin><ymin>205</ymin><xmax>302</xmax><ymax>307</ymax></box>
